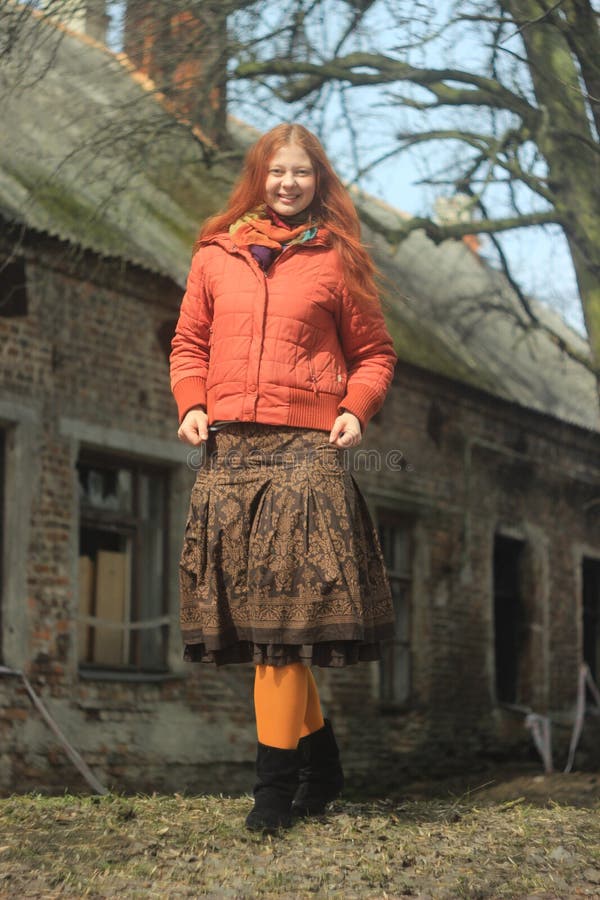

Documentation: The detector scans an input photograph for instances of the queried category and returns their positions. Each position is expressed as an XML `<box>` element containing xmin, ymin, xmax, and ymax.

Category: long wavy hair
<box><xmin>195</xmin><ymin>123</ymin><xmax>380</xmax><ymax>307</ymax></box>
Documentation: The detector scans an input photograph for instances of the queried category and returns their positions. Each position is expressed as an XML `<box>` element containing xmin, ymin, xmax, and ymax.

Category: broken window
<box><xmin>583</xmin><ymin>557</ymin><xmax>600</xmax><ymax>684</ymax></box>
<box><xmin>77</xmin><ymin>452</ymin><xmax>169</xmax><ymax>673</ymax></box>
<box><xmin>493</xmin><ymin>534</ymin><xmax>526</xmax><ymax>704</ymax></box>
<box><xmin>377</xmin><ymin>511</ymin><xmax>412</xmax><ymax>706</ymax></box>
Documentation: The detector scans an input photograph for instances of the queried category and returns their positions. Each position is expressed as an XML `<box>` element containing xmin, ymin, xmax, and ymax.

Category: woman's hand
<box><xmin>177</xmin><ymin>407</ymin><xmax>209</xmax><ymax>445</ymax></box>
<box><xmin>329</xmin><ymin>411</ymin><xmax>362</xmax><ymax>448</ymax></box>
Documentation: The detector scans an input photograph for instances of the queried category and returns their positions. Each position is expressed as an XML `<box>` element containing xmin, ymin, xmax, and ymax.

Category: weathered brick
<box><xmin>0</xmin><ymin>233</ymin><xmax>598</xmax><ymax>795</ymax></box>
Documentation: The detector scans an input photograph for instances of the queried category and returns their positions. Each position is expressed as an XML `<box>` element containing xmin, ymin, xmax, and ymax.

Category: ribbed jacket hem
<box><xmin>172</xmin><ymin>383</ymin><xmax>383</xmax><ymax>432</ymax></box>
<box><xmin>173</xmin><ymin>376</ymin><xmax>207</xmax><ymax>423</ymax></box>
<box><xmin>338</xmin><ymin>383</ymin><xmax>383</xmax><ymax>432</ymax></box>
<box><xmin>286</xmin><ymin>390</ymin><xmax>343</xmax><ymax>431</ymax></box>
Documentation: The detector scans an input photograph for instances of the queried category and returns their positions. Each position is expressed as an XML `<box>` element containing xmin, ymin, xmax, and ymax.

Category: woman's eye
<box><xmin>269</xmin><ymin>168</ymin><xmax>312</xmax><ymax>176</ymax></box>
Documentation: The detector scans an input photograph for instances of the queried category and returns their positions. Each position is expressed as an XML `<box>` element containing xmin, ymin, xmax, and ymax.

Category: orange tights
<box><xmin>253</xmin><ymin>663</ymin><xmax>325</xmax><ymax>749</ymax></box>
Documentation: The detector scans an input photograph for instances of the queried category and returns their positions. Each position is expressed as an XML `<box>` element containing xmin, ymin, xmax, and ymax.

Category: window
<box><xmin>156</xmin><ymin>319</ymin><xmax>178</xmax><ymax>364</ymax></box>
<box><xmin>77</xmin><ymin>452</ymin><xmax>169</xmax><ymax>673</ymax></box>
<box><xmin>583</xmin><ymin>557</ymin><xmax>600</xmax><ymax>684</ymax></box>
<box><xmin>493</xmin><ymin>535</ymin><xmax>526</xmax><ymax>704</ymax></box>
<box><xmin>0</xmin><ymin>258</ymin><xmax>28</xmax><ymax>317</ymax></box>
<box><xmin>377</xmin><ymin>511</ymin><xmax>412</xmax><ymax>706</ymax></box>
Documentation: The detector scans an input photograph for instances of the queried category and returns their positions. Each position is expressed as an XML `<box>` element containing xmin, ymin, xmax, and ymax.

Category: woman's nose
<box><xmin>281</xmin><ymin>170</ymin><xmax>296</xmax><ymax>188</ymax></box>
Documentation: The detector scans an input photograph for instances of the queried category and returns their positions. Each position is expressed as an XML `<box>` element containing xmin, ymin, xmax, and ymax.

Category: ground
<box><xmin>1</xmin><ymin>766</ymin><xmax>599</xmax><ymax>899</ymax></box>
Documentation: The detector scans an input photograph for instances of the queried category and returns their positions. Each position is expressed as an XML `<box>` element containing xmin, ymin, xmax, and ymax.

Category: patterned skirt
<box><xmin>179</xmin><ymin>422</ymin><xmax>395</xmax><ymax>667</ymax></box>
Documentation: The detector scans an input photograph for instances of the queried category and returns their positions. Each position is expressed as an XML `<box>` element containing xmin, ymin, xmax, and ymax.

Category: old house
<box><xmin>0</xmin><ymin>5</ymin><xmax>598</xmax><ymax>794</ymax></box>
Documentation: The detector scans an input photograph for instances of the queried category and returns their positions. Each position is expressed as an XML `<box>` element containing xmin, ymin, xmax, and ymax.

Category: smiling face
<box><xmin>264</xmin><ymin>143</ymin><xmax>317</xmax><ymax>217</ymax></box>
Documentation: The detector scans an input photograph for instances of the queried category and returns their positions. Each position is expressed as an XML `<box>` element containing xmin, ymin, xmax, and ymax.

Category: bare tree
<box><xmin>230</xmin><ymin>0</ymin><xmax>600</xmax><ymax>383</ymax></box>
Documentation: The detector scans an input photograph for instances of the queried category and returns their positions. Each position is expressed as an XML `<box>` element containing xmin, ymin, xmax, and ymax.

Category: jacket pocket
<box><xmin>335</xmin><ymin>367</ymin><xmax>347</xmax><ymax>396</ymax></box>
<box><xmin>308</xmin><ymin>352</ymin><xmax>320</xmax><ymax>396</ymax></box>
<box><xmin>206</xmin><ymin>325</ymin><xmax>214</xmax><ymax>389</ymax></box>
<box><xmin>307</xmin><ymin>333</ymin><xmax>320</xmax><ymax>397</ymax></box>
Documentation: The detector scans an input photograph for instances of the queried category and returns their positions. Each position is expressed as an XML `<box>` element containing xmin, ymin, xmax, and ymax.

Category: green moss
<box><xmin>137</xmin><ymin>195</ymin><xmax>197</xmax><ymax>247</ymax></box>
<box><xmin>5</xmin><ymin>160</ymin><xmax>134</xmax><ymax>256</ymax></box>
<box><xmin>383</xmin><ymin>299</ymin><xmax>499</xmax><ymax>393</ymax></box>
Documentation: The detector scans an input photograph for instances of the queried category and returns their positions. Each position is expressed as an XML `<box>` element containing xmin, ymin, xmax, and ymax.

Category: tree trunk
<box><xmin>502</xmin><ymin>0</ymin><xmax>600</xmax><ymax>389</ymax></box>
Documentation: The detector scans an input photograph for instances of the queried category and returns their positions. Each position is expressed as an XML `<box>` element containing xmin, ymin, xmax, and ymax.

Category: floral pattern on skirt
<box><xmin>179</xmin><ymin>422</ymin><xmax>395</xmax><ymax>666</ymax></box>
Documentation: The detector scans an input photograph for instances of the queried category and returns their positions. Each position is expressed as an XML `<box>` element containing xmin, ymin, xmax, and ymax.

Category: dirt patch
<box><xmin>0</xmin><ymin>769</ymin><xmax>599</xmax><ymax>899</ymax></box>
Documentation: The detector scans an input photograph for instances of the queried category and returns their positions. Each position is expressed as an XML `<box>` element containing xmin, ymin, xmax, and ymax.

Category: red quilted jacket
<box><xmin>170</xmin><ymin>229</ymin><xmax>398</xmax><ymax>432</ymax></box>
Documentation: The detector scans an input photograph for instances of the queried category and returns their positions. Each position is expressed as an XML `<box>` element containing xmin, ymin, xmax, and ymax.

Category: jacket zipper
<box><xmin>231</xmin><ymin>240</ymin><xmax>324</xmax><ymax>397</ymax></box>
<box><xmin>266</xmin><ymin>243</ymin><xmax>294</xmax><ymax>275</ymax></box>
<box><xmin>269</xmin><ymin>246</ymin><xmax>321</xmax><ymax>396</ymax></box>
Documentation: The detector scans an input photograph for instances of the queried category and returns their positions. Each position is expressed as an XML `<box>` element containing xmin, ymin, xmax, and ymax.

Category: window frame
<box><xmin>77</xmin><ymin>448</ymin><xmax>171</xmax><ymax>675</ymax></box>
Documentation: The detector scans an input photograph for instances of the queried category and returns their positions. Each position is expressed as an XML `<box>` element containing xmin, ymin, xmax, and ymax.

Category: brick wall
<box><xmin>0</xmin><ymin>235</ymin><xmax>599</xmax><ymax>795</ymax></box>
<box><xmin>336</xmin><ymin>366</ymin><xmax>599</xmax><ymax>778</ymax></box>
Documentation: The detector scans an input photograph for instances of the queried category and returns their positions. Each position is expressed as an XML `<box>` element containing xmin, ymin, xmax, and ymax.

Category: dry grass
<box><xmin>1</xmin><ymin>773</ymin><xmax>599</xmax><ymax>898</ymax></box>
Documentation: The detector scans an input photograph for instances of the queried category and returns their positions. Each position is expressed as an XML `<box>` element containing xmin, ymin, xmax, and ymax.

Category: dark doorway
<box><xmin>583</xmin><ymin>557</ymin><xmax>600</xmax><ymax>682</ymax></box>
<box><xmin>493</xmin><ymin>535</ymin><xmax>526</xmax><ymax>704</ymax></box>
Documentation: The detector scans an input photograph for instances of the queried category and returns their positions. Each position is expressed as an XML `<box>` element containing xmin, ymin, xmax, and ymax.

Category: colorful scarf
<box><xmin>229</xmin><ymin>205</ymin><xmax>318</xmax><ymax>270</ymax></box>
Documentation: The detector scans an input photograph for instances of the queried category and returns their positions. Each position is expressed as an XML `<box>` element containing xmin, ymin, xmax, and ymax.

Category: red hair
<box><xmin>196</xmin><ymin>123</ymin><xmax>380</xmax><ymax>307</ymax></box>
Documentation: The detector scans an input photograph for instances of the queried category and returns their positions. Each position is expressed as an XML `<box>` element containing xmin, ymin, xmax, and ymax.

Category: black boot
<box><xmin>291</xmin><ymin>719</ymin><xmax>344</xmax><ymax>817</ymax></box>
<box><xmin>245</xmin><ymin>742</ymin><xmax>300</xmax><ymax>832</ymax></box>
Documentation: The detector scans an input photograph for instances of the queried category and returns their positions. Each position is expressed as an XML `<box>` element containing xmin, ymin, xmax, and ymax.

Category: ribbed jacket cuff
<box><xmin>338</xmin><ymin>383</ymin><xmax>383</xmax><ymax>431</ymax></box>
<box><xmin>172</xmin><ymin>376</ymin><xmax>207</xmax><ymax>424</ymax></box>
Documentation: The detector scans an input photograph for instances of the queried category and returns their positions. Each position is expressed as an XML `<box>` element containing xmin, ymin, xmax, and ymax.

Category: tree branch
<box><xmin>500</xmin><ymin>0</ymin><xmax>568</xmax><ymax>42</ymax></box>
<box><xmin>471</xmin><ymin>193</ymin><xmax>595</xmax><ymax>372</ymax></box>
<box><xmin>233</xmin><ymin>53</ymin><xmax>541</xmax><ymax>125</ymax></box>
<box><xmin>391</xmin><ymin>128</ymin><xmax>554</xmax><ymax>203</ymax></box>
<box><xmin>353</xmin><ymin>205</ymin><xmax>562</xmax><ymax>246</ymax></box>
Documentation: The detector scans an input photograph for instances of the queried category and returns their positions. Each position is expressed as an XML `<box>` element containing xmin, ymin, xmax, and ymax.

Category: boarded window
<box><xmin>583</xmin><ymin>557</ymin><xmax>600</xmax><ymax>684</ymax></box>
<box><xmin>493</xmin><ymin>535</ymin><xmax>526</xmax><ymax>704</ymax></box>
<box><xmin>377</xmin><ymin>511</ymin><xmax>412</xmax><ymax>706</ymax></box>
<box><xmin>77</xmin><ymin>452</ymin><xmax>169</xmax><ymax>672</ymax></box>
<box><xmin>0</xmin><ymin>259</ymin><xmax>28</xmax><ymax>317</ymax></box>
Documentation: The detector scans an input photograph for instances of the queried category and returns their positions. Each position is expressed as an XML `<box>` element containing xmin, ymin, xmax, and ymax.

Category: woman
<box><xmin>170</xmin><ymin>123</ymin><xmax>397</xmax><ymax>832</ymax></box>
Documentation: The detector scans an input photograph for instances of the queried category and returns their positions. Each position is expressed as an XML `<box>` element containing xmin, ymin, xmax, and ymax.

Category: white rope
<box><xmin>564</xmin><ymin>663</ymin><xmax>600</xmax><ymax>774</ymax></box>
<box><xmin>504</xmin><ymin>664</ymin><xmax>600</xmax><ymax>775</ymax></box>
<box><xmin>0</xmin><ymin>665</ymin><xmax>108</xmax><ymax>795</ymax></box>
<box><xmin>525</xmin><ymin>713</ymin><xmax>553</xmax><ymax>774</ymax></box>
